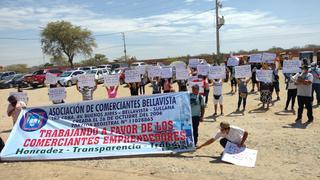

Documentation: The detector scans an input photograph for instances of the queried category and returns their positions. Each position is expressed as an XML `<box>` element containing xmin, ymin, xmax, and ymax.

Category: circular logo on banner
<box><xmin>19</xmin><ymin>108</ymin><xmax>48</xmax><ymax>132</ymax></box>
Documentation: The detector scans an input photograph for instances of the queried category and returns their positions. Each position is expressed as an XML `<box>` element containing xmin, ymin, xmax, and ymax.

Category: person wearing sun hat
<box><xmin>293</xmin><ymin>64</ymin><xmax>314</xmax><ymax>123</ymax></box>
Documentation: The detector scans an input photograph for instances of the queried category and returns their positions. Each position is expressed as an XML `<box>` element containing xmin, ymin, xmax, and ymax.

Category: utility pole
<box><xmin>215</xmin><ymin>0</ymin><xmax>224</xmax><ymax>64</ymax></box>
<box><xmin>121</xmin><ymin>32</ymin><xmax>128</xmax><ymax>65</ymax></box>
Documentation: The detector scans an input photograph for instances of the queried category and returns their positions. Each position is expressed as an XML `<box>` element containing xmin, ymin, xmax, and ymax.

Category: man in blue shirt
<box><xmin>190</xmin><ymin>84</ymin><xmax>205</xmax><ymax>146</ymax></box>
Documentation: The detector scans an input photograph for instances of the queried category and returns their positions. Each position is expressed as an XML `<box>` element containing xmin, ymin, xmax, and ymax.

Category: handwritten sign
<box><xmin>9</xmin><ymin>92</ymin><xmax>28</xmax><ymax>104</ymax></box>
<box><xmin>262</xmin><ymin>53</ymin><xmax>276</xmax><ymax>64</ymax></box>
<box><xmin>147</xmin><ymin>66</ymin><xmax>161</xmax><ymax>78</ymax></box>
<box><xmin>222</xmin><ymin>142</ymin><xmax>258</xmax><ymax>168</ymax></box>
<box><xmin>104</xmin><ymin>74</ymin><xmax>119</xmax><ymax>87</ymax></box>
<box><xmin>282</xmin><ymin>60</ymin><xmax>301</xmax><ymax>74</ymax></box>
<box><xmin>209</xmin><ymin>65</ymin><xmax>226</xmax><ymax>80</ymax></box>
<box><xmin>188</xmin><ymin>81</ymin><xmax>204</xmax><ymax>93</ymax></box>
<box><xmin>176</xmin><ymin>69</ymin><xmax>189</xmax><ymax>80</ymax></box>
<box><xmin>249</xmin><ymin>54</ymin><xmax>262</xmax><ymax>63</ymax></box>
<box><xmin>197</xmin><ymin>64</ymin><xmax>210</xmax><ymax>76</ymax></box>
<box><xmin>44</xmin><ymin>73</ymin><xmax>58</xmax><ymax>85</ymax></box>
<box><xmin>134</xmin><ymin>65</ymin><xmax>146</xmax><ymax>75</ymax></box>
<box><xmin>256</xmin><ymin>70</ymin><xmax>273</xmax><ymax>83</ymax></box>
<box><xmin>174</xmin><ymin>63</ymin><xmax>186</xmax><ymax>70</ymax></box>
<box><xmin>227</xmin><ymin>57</ymin><xmax>239</xmax><ymax>66</ymax></box>
<box><xmin>235</xmin><ymin>65</ymin><xmax>252</xmax><ymax>78</ymax></box>
<box><xmin>125</xmin><ymin>69</ymin><xmax>141</xmax><ymax>83</ymax></box>
<box><xmin>161</xmin><ymin>68</ymin><xmax>173</xmax><ymax>79</ymax></box>
<box><xmin>48</xmin><ymin>87</ymin><xmax>66</xmax><ymax>101</ymax></box>
<box><xmin>77</xmin><ymin>74</ymin><xmax>96</xmax><ymax>87</ymax></box>
<box><xmin>189</xmin><ymin>58</ymin><xmax>200</xmax><ymax>68</ymax></box>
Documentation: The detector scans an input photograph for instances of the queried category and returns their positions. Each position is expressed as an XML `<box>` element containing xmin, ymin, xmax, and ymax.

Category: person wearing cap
<box><xmin>196</xmin><ymin>122</ymin><xmax>248</xmax><ymax>150</ymax></box>
<box><xmin>293</xmin><ymin>65</ymin><xmax>314</xmax><ymax>123</ymax></box>
<box><xmin>190</xmin><ymin>84</ymin><xmax>205</xmax><ymax>146</ymax></box>
<box><xmin>310</xmin><ymin>62</ymin><xmax>320</xmax><ymax>107</ymax></box>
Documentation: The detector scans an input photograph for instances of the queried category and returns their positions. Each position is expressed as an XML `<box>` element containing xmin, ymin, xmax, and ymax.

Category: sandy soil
<box><xmin>0</xmin><ymin>75</ymin><xmax>319</xmax><ymax>180</ymax></box>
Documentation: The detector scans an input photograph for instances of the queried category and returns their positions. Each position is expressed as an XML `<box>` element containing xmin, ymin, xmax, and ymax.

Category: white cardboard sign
<box><xmin>125</xmin><ymin>69</ymin><xmax>141</xmax><ymax>83</ymax></box>
<box><xmin>77</xmin><ymin>74</ymin><xmax>96</xmax><ymax>88</ymax></box>
<box><xmin>262</xmin><ymin>53</ymin><xmax>276</xmax><ymax>64</ymax></box>
<box><xmin>235</xmin><ymin>65</ymin><xmax>252</xmax><ymax>78</ymax></box>
<box><xmin>104</xmin><ymin>74</ymin><xmax>119</xmax><ymax>87</ymax></box>
<box><xmin>147</xmin><ymin>66</ymin><xmax>161</xmax><ymax>78</ymax></box>
<box><xmin>197</xmin><ymin>64</ymin><xmax>210</xmax><ymax>76</ymax></box>
<box><xmin>282</xmin><ymin>60</ymin><xmax>301</xmax><ymax>74</ymax></box>
<box><xmin>44</xmin><ymin>73</ymin><xmax>58</xmax><ymax>85</ymax></box>
<box><xmin>161</xmin><ymin>68</ymin><xmax>173</xmax><ymax>79</ymax></box>
<box><xmin>189</xmin><ymin>59</ymin><xmax>200</xmax><ymax>68</ymax></box>
<box><xmin>249</xmin><ymin>54</ymin><xmax>262</xmax><ymax>63</ymax></box>
<box><xmin>227</xmin><ymin>57</ymin><xmax>239</xmax><ymax>66</ymax></box>
<box><xmin>256</xmin><ymin>70</ymin><xmax>273</xmax><ymax>83</ymax></box>
<box><xmin>222</xmin><ymin>142</ymin><xmax>258</xmax><ymax>168</ymax></box>
<box><xmin>209</xmin><ymin>65</ymin><xmax>226</xmax><ymax>80</ymax></box>
<box><xmin>48</xmin><ymin>87</ymin><xmax>66</xmax><ymax>101</ymax></box>
<box><xmin>9</xmin><ymin>92</ymin><xmax>28</xmax><ymax>104</ymax></box>
<box><xmin>135</xmin><ymin>65</ymin><xmax>146</xmax><ymax>75</ymax></box>
<box><xmin>176</xmin><ymin>69</ymin><xmax>189</xmax><ymax>80</ymax></box>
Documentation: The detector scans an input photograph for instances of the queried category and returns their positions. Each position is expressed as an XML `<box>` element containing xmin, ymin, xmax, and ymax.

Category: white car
<box><xmin>58</xmin><ymin>70</ymin><xmax>85</xmax><ymax>87</ymax></box>
<box><xmin>87</xmin><ymin>69</ymin><xmax>107</xmax><ymax>83</ymax></box>
<box><xmin>131</xmin><ymin>62</ymin><xmax>146</xmax><ymax>67</ymax></box>
<box><xmin>97</xmin><ymin>64</ymin><xmax>112</xmax><ymax>70</ymax></box>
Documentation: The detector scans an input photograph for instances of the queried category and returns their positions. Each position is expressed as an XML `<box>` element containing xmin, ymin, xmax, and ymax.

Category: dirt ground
<box><xmin>0</xmin><ymin>75</ymin><xmax>319</xmax><ymax>180</ymax></box>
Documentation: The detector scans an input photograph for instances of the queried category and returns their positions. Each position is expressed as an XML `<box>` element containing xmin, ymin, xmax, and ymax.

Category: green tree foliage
<box><xmin>41</xmin><ymin>21</ymin><xmax>97</xmax><ymax>68</ymax></box>
<box><xmin>79</xmin><ymin>54</ymin><xmax>109</xmax><ymax>66</ymax></box>
<box><xmin>5</xmin><ymin>64</ymin><xmax>29</xmax><ymax>73</ymax></box>
<box><xmin>50</xmin><ymin>55</ymin><xmax>69</xmax><ymax>66</ymax></box>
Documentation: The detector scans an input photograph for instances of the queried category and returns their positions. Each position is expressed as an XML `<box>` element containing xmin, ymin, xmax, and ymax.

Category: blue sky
<box><xmin>0</xmin><ymin>0</ymin><xmax>319</xmax><ymax>66</ymax></box>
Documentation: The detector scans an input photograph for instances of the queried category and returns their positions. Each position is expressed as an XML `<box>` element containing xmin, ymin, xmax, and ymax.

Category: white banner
<box><xmin>249</xmin><ymin>54</ymin><xmax>262</xmax><ymax>63</ymax></box>
<box><xmin>176</xmin><ymin>69</ymin><xmax>189</xmax><ymax>80</ymax></box>
<box><xmin>227</xmin><ymin>57</ymin><xmax>239</xmax><ymax>67</ymax></box>
<box><xmin>104</xmin><ymin>74</ymin><xmax>119</xmax><ymax>87</ymax></box>
<box><xmin>188</xmin><ymin>59</ymin><xmax>200</xmax><ymax>68</ymax></box>
<box><xmin>48</xmin><ymin>87</ymin><xmax>66</xmax><ymax>101</ymax></box>
<box><xmin>9</xmin><ymin>92</ymin><xmax>28</xmax><ymax>104</ymax></box>
<box><xmin>134</xmin><ymin>65</ymin><xmax>146</xmax><ymax>75</ymax></box>
<box><xmin>188</xmin><ymin>81</ymin><xmax>204</xmax><ymax>93</ymax></box>
<box><xmin>282</xmin><ymin>60</ymin><xmax>301</xmax><ymax>74</ymax></box>
<box><xmin>197</xmin><ymin>64</ymin><xmax>210</xmax><ymax>76</ymax></box>
<box><xmin>77</xmin><ymin>74</ymin><xmax>96</xmax><ymax>88</ymax></box>
<box><xmin>125</xmin><ymin>69</ymin><xmax>141</xmax><ymax>83</ymax></box>
<box><xmin>256</xmin><ymin>70</ymin><xmax>273</xmax><ymax>83</ymax></box>
<box><xmin>235</xmin><ymin>65</ymin><xmax>252</xmax><ymax>78</ymax></box>
<box><xmin>161</xmin><ymin>68</ymin><xmax>173</xmax><ymax>79</ymax></box>
<box><xmin>222</xmin><ymin>142</ymin><xmax>258</xmax><ymax>168</ymax></box>
<box><xmin>44</xmin><ymin>73</ymin><xmax>58</xmax><ymax>85</ymax></box>
<box><xmin>262</xmin><ymin>53</ymin><xmax>276</xmax><ymax>64</ymax></box>
<box><xmin>147</xmin><ymin>66</ymin><xmax>161</xmax><ymax>78</ymax></box>
<box><xmin>208</xmin><ymin>66</ymin><xmax>226</xmax><ymax>80</ymax></box>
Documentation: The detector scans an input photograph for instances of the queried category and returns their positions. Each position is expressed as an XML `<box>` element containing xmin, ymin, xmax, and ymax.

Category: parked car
<box><xmin>131</xmin><ymin>62</ymin><xmax>146</xmax><ymax>67</ymax></box>
<box><xmin>97</xmin><ymin>64</ymin><xmax>112</xmax><ymax>70</ymax></box>
<box><xmin>77</xmin><ymin>66</ymin><xmax>96</xmax><ymax>73</ymax></box>
<box><xmin>0</xmin><ymin>74</ymin><xmax>26</xmax><ymax>89</ymax></box>
<box><xmin>87</xmin><ymin>69</ymin><xmax>105</xmax><ymax>84</ymax></box>
<box><xmin>58</xmin><ymin>70</ymin><xmax>85</xmax><ymax>87</ymax></box>
<box><xmin>25</xmin><ymin>69</ymin><xmax>63</xmax><ymax>88</ymax></box>
<box><xmin>0</xmin><ymin>71</ymin><xmax>16</xmax><ymax>80</ymax></box>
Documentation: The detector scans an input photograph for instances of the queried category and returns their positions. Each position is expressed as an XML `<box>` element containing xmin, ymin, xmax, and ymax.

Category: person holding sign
<box><xmin>151</xmin><ymin>77</ymin><xmax>161</xmax><ymax>94</ymax></box>
<box><xmin>284</xmin><ymin>73</ymin><xmax>297</xmax><ymax>111</ymax></box>
<box><xmin>202</xmin><ymin>76</ymin><xmax>210</xmax><ymax>105</ymax></box>
<box><xmin>230</xmin><ymin>67</ymin><xmax>237</xmax><ymax>93</ymax></box>
<box><xmin>237</xmin><ymin>78</ymin><xmax>250</xmax><ymax>112</ymax></box>
<box><xmin>139</xmin><ymin>74</ymin><xmax>146</xmax><ymax>95</ymax></box>
<box><xmin>294</xmin><ymin>65</ymin><xmax>314</xmax><ymax>123</ymax></box>
<box><xmin>213</xmin><ymin>79</ymin><xmax>224</xmax><ymax>116</ymax></box>
<box><xmin>163</xmin><ymin>79</ymin><xmax>173</xmax><ymax>93</ymax></box>
<box><xmin>197</xmin><ymin>122</ymin><xmax>248</xmax><ymax>150</ymax></box>
<box><xmin>177</xmin><ymin>80</ymin><xmax>188</xmax><ymax>92</ymax></box>
<box><xmin>129</xmin><ymin>82</ymin><xmax>139</xmax><ymax>96</ymax></box>
<box><xmin>49</xmin><ymin>82</ymin><xmax>66</xmax><ymax>104</ymax></box>
<box><xmin>7</xmin><ymin>95</ymin><xmax>26</xmax><ymax>125</ymax></box>
<box><xmin>310</xmin><ymin>62</ymin><xmax>320</xmax><ymax>107</ymax></box>
<box><xmin>259</xmin><ymin>81</ymin><xmax>273</xmax><ymax>109</ymax></box>
<box><xmin>190</xmin><ymin>84</ymin><xmax>205</xmax><ymax>146</ymax></box>
<box><xmin>76</xmin><ymin>82</ymin><xmax>97</xmax><ymax>101</ymax></box>
<box><xmin>106</xmin><ymin>85</ymin><xmax>119</xmax><ymax>99</ymax></box>
<box><xmin>271</xmin><ymin>64</ymin><xmax>281</xmax><ymax>101</ymax></box>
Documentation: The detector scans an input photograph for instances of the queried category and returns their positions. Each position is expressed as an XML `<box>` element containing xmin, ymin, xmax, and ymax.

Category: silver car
<box><xmin>58</xmin><ymin>70</ymin><xmax>85</xmax><ymax>87</ymax></box>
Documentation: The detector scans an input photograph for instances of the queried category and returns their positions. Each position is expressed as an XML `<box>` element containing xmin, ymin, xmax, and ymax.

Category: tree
<box><xmin>50</xmin><ymin>55</ymin><xmax>69</xmax><ymax>66</ymax></box>
<box><xmin>5</xmin><ymin>64</ymin><xmax>29</xmax><ymax>73</ymax></box>
<box><xmin>41</xmin><ymin>21</ymin><xmax>97</xmax><ymax>68</ymax></box>
<box><xmin>79</xmin><ymin>54</ymin><xmax>109</xmax><ymax>66</ymax></box>
<box><xmin>268</xmin><ymin>46</ymin><xmax>284</xmax><ymax>53</ymax></box>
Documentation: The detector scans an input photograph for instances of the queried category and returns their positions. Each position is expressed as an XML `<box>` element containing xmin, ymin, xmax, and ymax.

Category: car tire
<box><xmin>31</xmin><ymin>84</ymin><xmax>38</xmax><ymax>88</ymax></box>
<box><xmin>67</xmin><ymin>81</ymin><xmax>72</xmax><ymax>87</ymax></box>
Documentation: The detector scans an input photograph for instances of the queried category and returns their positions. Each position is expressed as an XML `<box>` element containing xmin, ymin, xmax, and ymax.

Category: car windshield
<box><xmin>112</xmin><ymin>70</ymin><xmax>120</xmax><ymax>74</ymax></box>
<box><xmin>60</xmin><ymin>71</ymin><xmax>72</xmax><ymax>77</ymax></box>
<box><xmin>33</xmin><ymin>70</ymin><xmax>44</xmax><ymax>75</ymax></box>
<box><xmin>97</xmin><ymin>66</ymin><xmax>105</xmax><ymax>69</ymax></box>
<box><xmin>13</xmin><ymin>74</ymin><xmax>23</xmax><ymax>80</ymax></box>
<box><xmin>89</xmin><ymin>70</ymin><xmax>97</xmax><ymax>74</ymax></box>
<box><xmin>80</xmin><ymin>67</ymin><xmax>90</xmax><ymax>71</ymax></box>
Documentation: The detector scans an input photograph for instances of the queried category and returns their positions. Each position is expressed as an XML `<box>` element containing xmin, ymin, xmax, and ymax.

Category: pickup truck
<box><xmin>25</xmin><ymin>69</ymin><xmax>63</xmax><ymax>88</ymax></box>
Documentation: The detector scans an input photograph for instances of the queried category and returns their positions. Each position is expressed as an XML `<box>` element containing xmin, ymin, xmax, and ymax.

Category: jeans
<box><xmin>285</xmin><ymin>89</ymin><xmax>297</xmax><ymax>109</ymax></box>
<box><xmin>312</xmin><ymin>83</ymin><xmax>320</xmax><ymax>105</ymax></box>
<box><xmin>139</xmin><ymin>85</ymin><xmax>145</xmax><ymax>95</ymax></box>
<box><xmin>204</xmin><ymin>89</ymin><xmax>209</xmax><ymax>104</ymax></box>
<box><xmin>219</xmin><ymin>138</ymin><xmax>231</xmax><ymax>148</ymax></box>
<box><xmin>297</xmin><ymin>96</ymin><xmax>313</xmax><ymax>121</ymax></box>
<box><xmin>192</xmin><ymin>116</ymin><xmax>200</xmax><ymax>146</ymax></box>
<box><xmin>237</xmin><ymin>93</ymin><xmax>247</xmax><ymax>109</ymax></box>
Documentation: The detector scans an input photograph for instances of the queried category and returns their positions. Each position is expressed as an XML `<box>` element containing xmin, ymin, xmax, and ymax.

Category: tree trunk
<box><xmin>69</xmin><ymin>57</ymin><xmax>74</xmax><ymax>69</ymax></box>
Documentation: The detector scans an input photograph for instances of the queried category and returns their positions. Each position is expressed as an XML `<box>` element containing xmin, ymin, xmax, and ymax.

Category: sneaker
<box><xmin>284</xmin><ymin>108</ymin><xmax>288</xmax><ymax>111</ymax></box>
<box><xmin>213</xmin><ymin>113</ymin><xmax>217</xmax><ymax>116</ymax></box>
<box><xmin>307</xmin><ymin>119</ymin><xmax>314</xmax><ymax>123</ymax></box>
<box><xmin>236</xmin><ymin>108</ymin><xmax>240</xmax><ymax>112</ymax></box>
